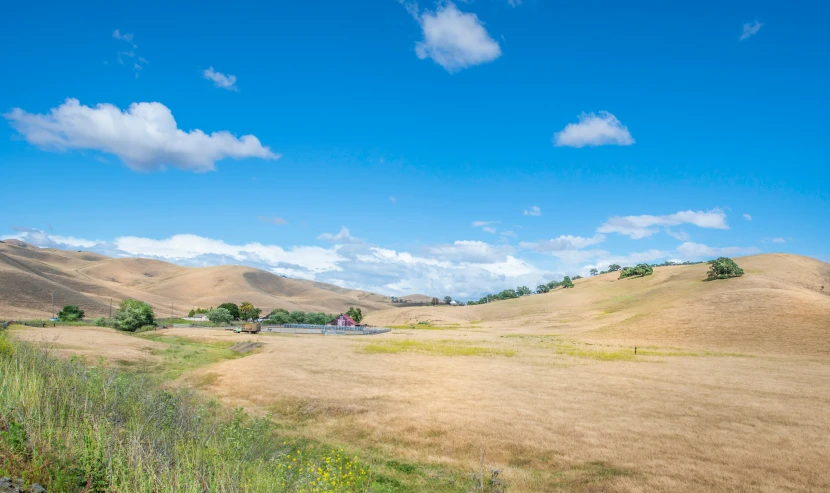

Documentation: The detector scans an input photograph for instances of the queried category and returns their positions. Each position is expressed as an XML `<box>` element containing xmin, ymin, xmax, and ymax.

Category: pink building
<box><xmin>328</xmin><ymin>314</ymin><xmax>358</xmax><ymax>327</ymax></box>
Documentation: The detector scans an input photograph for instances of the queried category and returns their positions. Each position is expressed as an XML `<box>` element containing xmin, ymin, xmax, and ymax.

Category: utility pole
<box><xmin>109</xmin><ymin>297</ymin><xmax>112</xmax><ymax>318</ymax></box>
<box><xmin>171</xmin><ymin>301</ymin><xmax>174</xmax><ymax>319</ymax></box>
<box><xmin>51</xmin><ymin>292</ymin><xmax>55</xmax><ymax>318</ymax></box>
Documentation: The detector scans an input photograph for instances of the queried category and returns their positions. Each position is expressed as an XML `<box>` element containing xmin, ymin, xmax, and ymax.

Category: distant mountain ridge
<box><xmin>0</xmin><ymin>240</ymin><xmax>428</xmax><ymax>319</ymax></box>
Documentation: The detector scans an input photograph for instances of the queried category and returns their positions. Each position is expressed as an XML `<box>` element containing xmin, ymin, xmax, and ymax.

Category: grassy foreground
<box><xmin>0</xmin><ymin>332</ymin><xmax>377</xmax><ymax>492</ymax></box>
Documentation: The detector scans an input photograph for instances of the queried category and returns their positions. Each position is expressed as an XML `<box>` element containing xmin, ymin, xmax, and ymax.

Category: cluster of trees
<box><xmin>189</xmin><ymin>302</ymin><xmax>262</xmax><ymax>323</ymax></box>
<box><xmin>619</xmin><ymin>264</ymin><xmax>654</xmax><ymax>279</ymax></box>
<box><xmin>113</xmin><ymin>299</ymin><xmax>156</xmax><ymax>332</ymax></box>
<box><xmin>467</xmin><ymin>278</ymin><xmax>575</xmax><ymax>305</ymax></box>
<box><xmin>264</xmin><ymin>307</ymin><xmax>363</xmax><ymax>325</ymax></box>
<box><xmin>706</xmin><ymin>257</ymin><xmax>745</xmax><ymax>280</ymax></box>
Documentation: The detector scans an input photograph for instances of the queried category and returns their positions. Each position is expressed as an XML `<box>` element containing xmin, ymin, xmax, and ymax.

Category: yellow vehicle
<box><xmin>234</xmin><ymin>323</ymin><xmax>261</xmax><ymax>334</ymax></box>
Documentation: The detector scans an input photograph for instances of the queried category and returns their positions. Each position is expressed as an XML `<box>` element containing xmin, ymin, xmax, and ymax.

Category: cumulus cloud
<box><xmin>519</xmin><ymin>234</ymin><xmax>606</xmax><ymax>253</ymax></box>
<box><xmin>258</xmin><ymin>216</ymin><xmax>287</xmax><ymax>225</ymax></box>
<box><xmin>4</xmin><ymin>98</ymin><xmax>279</xmax><ymax>172</ymax></box>
<box><xmin>743</xmin><ymin>214</ymin><xmax>752</xmax><ymax>221</ymax></box>
<box><xmin>553</xmin><ymin>111</ymin><xmax>634</xmax><ymax>148</ymax></box>
<box><xmin>203</xmin><ymin>67</ymin><xmax>238</xmax><ymax>91</ymax></box>
<box><xmin>413</xmin><ymin>2</ymin><xmax>502</xmax><ymax>72</ymax></box>
<box><xmin>740</xmin><ymin>20</ymin><xmax>763</xmax><ymax>41</ymax></box>
<box><xmin>317</xmin><ymin>227</ymin><xmax>360</xmax><ymax>243</ymax></box>
<box><xmin>598</xmin><ymin>209</ymin><xmax>728</xmax><ymax>239</ymax></box>
<box><xmin>675</xmin><ymin>242</ymin><xmax>760</xmax><ymax>260</ymax></box>
<box><xmin>523</xmin><ymin>205</ymin><xmax>541</xmax><ymax>216</ymax></box>
<box><xmin>426</xmin><ymin>240</ymin><xmax>514</xmax><ymax>263</ymax></box>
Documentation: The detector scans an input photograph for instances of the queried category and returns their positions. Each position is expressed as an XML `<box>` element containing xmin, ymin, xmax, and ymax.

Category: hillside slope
<box><xmin>365</xmin><ymin>254</ymin><xmax>830</xmax><ymax>355</ymax></box>
<box><xmin>0</xmin><ymin>240</ymin><xmax>407</xmax><ymax>318</ymax></box>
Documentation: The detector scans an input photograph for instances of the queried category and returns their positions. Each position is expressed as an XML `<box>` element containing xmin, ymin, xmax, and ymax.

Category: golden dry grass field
<box><xmin>7</xmin><ymin>253</ymin><xmax>830</xmax><ymax>491</ymax></box>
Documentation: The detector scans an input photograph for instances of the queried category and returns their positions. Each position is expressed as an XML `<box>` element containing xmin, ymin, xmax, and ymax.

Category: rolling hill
<box><xmin>364</xmin><ymin>254</ymin><xmax>830</xmax><ymax>355</ymax></box>
<box><xmin>0</xmin><ymin>239</ymin><xmax>414</xmax><ymax>319</ymax></box>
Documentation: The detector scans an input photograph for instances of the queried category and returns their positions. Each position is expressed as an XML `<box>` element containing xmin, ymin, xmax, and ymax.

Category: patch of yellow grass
<box><xmin>361</xmin><ymin>339</ymin><xmax>516</xmax><ymax>357</ymax></box>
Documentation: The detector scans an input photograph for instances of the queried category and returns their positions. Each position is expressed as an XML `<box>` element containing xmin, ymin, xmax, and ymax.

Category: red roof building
<box><xmin>328</xmin><ymin>314</ymin><xmax>358</xmax><ymax>327</ymax></box>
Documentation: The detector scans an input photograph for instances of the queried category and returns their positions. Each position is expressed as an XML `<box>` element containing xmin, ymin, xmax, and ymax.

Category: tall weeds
<box><xmin>0</xmin><ymin>334</ymin><xmax>372</xmax><ymax>492</ymax></box>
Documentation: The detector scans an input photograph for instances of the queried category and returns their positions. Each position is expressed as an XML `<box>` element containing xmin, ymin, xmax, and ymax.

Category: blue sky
<box><xmin>1</xmin><ymin>1</ymin><xmax>828</xmax><ymax>299</ymax></box>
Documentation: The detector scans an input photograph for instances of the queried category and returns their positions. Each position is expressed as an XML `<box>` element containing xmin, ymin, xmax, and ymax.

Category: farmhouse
<box><xmin>328</xmin><ymin>314</ymin><xmax>358</xmax><ymax>327</ymax></box>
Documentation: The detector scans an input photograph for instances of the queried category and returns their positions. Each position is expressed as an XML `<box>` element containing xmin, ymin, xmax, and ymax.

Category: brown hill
<box><xmin>0</xmin><ymin>241</ymin><xmax>419</xmax><ymax>319</ymax></box>
<box><xmin>365</xmin><ymin>254</ymin><xmax>830</xmax><ymax>355</ymax></box>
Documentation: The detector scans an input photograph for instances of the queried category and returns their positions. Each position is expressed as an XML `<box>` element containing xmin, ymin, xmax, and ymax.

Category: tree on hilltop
<box><xmin>619</xmin><ymin>264</ymin><xmax>654</xmax><ymax>279</ymax></box>
<box><xmin>608</xmin><ymin>264</ymin><xmax>622</xmax><ymax>272</ymax></box>
<box><xmin>706</xmin><ymin>257</ymin><xmax>744</xmax><ymax>280</ymax></box>
<box><xmin>560</xmin><ymin>276</ymin><xmax>574</xmax><ymax>289</ymax></box>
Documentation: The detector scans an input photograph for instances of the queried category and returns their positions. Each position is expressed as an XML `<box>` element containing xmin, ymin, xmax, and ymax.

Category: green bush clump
<box><xmin>619</xmin><ymin>264</ymin><xmax>654</xmax><ymax>279</ymax></box>
<box><xmin>93</xmin><ymin>317</ymin><xmax>108</xmax><ymax>327</ymax></box>
<box><xmin>113</xmin><ymin>299</ymin><xmax>155</xmax><ymax>332</ymax></box>
<box><xmin>706</xmin><ymin>257</ymin><xmax>745</xmax><ymax>280</ymax></box>
<box><xmin>57</xmin><ymin>305</ymin><xmax>85</xmax><ymax>322</ymax></box>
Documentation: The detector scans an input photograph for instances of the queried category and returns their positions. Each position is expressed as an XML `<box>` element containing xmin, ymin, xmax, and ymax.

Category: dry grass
<box><xmin>361</xmin><ymin>339</ymin><xmax>516</xmax><ymax>357</ymax></box>
<box><xmin>6</xmin><ymin>253</ymin><xmax>830</xmax><ymax>492</ymax></box>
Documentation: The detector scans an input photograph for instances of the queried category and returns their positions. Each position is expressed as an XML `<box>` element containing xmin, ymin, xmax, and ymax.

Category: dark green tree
<box><xmin>268</xmin><ymin>311</ymin><xmax>291</xmax><ymax>324</ymax></box>
<box><xmin>608</xmin><ymin>264</ymin><xmax>622</xmax><ymax>272</ymax></box>
<box><xmin>207</xmin><ymin>307</ymin><xmax>233</xmax><ymax>325</ymax></box>
<box><xmin>546</xmin><ymin>280</ymin><xmax>560</xmax><ymax>290</ymax></box>
<box><xmin>346</xmin><ymin>306</ymin><xmax>363</xmax><ymax>323</ymax></box>
<box><xmin>444</xmin><ymin>296</ymin><xmax>453</xmax><ymax>305</ymax></box>
<box><xmin>517</xmin><ymin>286</ymin><xmax>532</xmax><ymax>296</ymax></box>
<box><xmin>239</xmin><ymin>301</ymin><xmax>261</xmax><ymax>321</ymax></box>
<box><xmin>619</xmin><ymin>264</ymin><xmax>654</xmax><ymax>279</ymax></box>
<box><xmin>57</xmin><ymin>305</ymin><xmax>85</xmax><ymax>322</ymax></box>
<box><xmin>560</xmin><ymin>276</ymin><xmax>575</xmax><ymax>289</ymax></box>
<box><xmin>589</xmin><ymin>268</ymin><xmax>598</xmax><ymax>276</ymax></box>
<box><xmin>536</xmin><ymin>284</ymin><xmax>550</xmax><ymax>294</ymax></box>
<box><xmin>706</xmin><ymin>257</ymin><xmax>745</xmax><ymax>280</ymax></box>
<box><xmin>113</xmin><ymin>299</ymin><xmax>155</xmax><ymax>332</ymax></box>
<box><xmin>217</xmin><ymin>303</ymin><xmax>240</xmax><ymax>320</ymax></box>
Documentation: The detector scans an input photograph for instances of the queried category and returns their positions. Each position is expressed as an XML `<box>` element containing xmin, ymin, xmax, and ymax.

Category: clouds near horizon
<box><xmin>598</xmin><ymin>209</ymin><xmax>728</xmax><ymax>239</ymax></box>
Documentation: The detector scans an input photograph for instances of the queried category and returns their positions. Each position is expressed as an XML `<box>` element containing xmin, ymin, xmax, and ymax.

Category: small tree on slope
<box><xmin>706</xmin><ymin>257</ymin><xmax>744</xmax><ymax>280</ymax></box>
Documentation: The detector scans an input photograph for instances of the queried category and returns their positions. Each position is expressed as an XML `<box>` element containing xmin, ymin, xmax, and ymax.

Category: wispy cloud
<box><xmin>743</xmin><ymin>213</ymin><xmax>752</xmax><ymax>221</ymax></box>
<box><xmin>203</xmin><ymin>67</ymin><xmax>238</xmax><ymax>91</ymax></box>
<box><xmin>740</xmin><ymin>20</ymin><xmax>763</xmax><ymax>41</ymax></box>
<box><xmin>258</xmin><ymin>216</ymin><xmax>287</xmax><ymax>225</ymax></box>
<box><xmin>598</xmin><ymin>209</ymin><xmax>728</xmax><ymax>239</ymax></box>
<box><xmin>113</xmin><ymin>29</ymin><xmax>146</xmax><ymax>77</ymax></box>
<box><xmin>676</xmin><ymin>242</ymin><xmax>760</xmax><ymax>259</ymax></box>
<box><xmin>4</xmin><ymin>98</ymin><xmax>279</xmax><ymax>172</ymax></box>
<box><xmin>553</xmin><ymin>111</ymin><xmax>634</xmax><ymax>148</ymax></box>
<box><xmin>770</xmin><ymin>237</ymin><xmax>786</xmax><ymax>244</ymax></box>
<box><xmin>410</xmin><ymin>2</ymin><xmax>502</xmax><ymax>73</ymax></box>
<box><xmin>523</xmin><ymin>205</ymin><xmax>541</xmax><ymax>217</ymax></box>
<box><xmin>519</xmin><ymin>234</ymin><xmax>606</xmax><ymax>253</ymax></box>
<box><xmin>317</xmin><ymin>227</ymin><xmax>360</xmax><ymax>243</ymax></box>
<box><xmin>472</xmin><ymin>220</ymin><xmax>499</xmax><ymax>234</ymax></box>
<box><xmin>389</xmin><ymin>196</ymin><xmax>397</xmax><ymax>204</ymax></box>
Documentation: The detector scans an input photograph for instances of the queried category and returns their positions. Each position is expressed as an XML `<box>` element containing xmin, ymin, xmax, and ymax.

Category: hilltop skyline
<box><xmin>1</xmin><ymin>1</ymin><xmax>828</xmax><ymax>299</ymax></box>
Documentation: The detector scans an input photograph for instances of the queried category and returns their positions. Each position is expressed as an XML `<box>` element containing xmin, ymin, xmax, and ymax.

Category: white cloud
<box><xmin>675</xmin><ymin>242</ymin><xmax>760</xmax><ymax>260</ymax></box>
<box><xmin>426</xmin><ymin>240</ymin><xmax>514</xmax><ymax>263</ymax></box>
<box><xmin>553</xmin><ymin>111</ymin><xmax>634</xmax><ymax>148</ymax></box>
<box><xmin>523</xmin><ymin>205</ymin><xmax>541</xmax><ymax>216</ymax></box>
<box><xmin>500</xmin><ymin>230</ymin><xmax>517</xmax><ymax>238</ymax></box>
<box><xmin>519</xmin><ymin>234</ymin><xmax>606</xmax><ymax>253</ymax></box>
<box><xmin>258</xmin><ymin>216</ymin><xmax>287</xmax><ymax>225</ymax></box>
<box><xmin>317</xmin><ymin>227</ymin><xmax>359</xmax><ymax>243</ymax></box>
<box><xmin>112</xmin><ymin>29</ymin><xmax>136</xmax><ymax>46</ymax></box>
<box><xmin>740</xmin><ymin>20</ymin><xmax>763</xmax><ymax>41</ymax></box>
<box><xmin>4</xmin><ymin>98</ymin><xmax>279</xmax><ymax>172</ymax></box>
<box><xmin>203</xmin><ymin>67</ymin><xmax>238</xmax><ymax>91</ymax></box>
<box><xmin>482</xmin><ymin>226</ymin><xmax>496</xmax><ymax>234</ymax></box>
<box><xmin>743</xmin><ymin>214</ymin><xmax>752</xmax><ymax>221</ymax></box>
<box><xmin>665</xmin><ymin>229</ymin><xmax>690</xmax><ymax>241</ymax></box>
<box><xmin>582</xmin><ymin>249</ymin><xmax>669</xmax><ymax>272</ymax></box>
<box><xmin>472</xmin><ymin>220</ymin><xmax>495</xmax><ymax>227</ymax></box>
<box><xmin>771</xmin><ymin>237</ymin><xmax>786</xmax><ymax>244</ymax></box>
<box><xmin>507</xmin><ymin>0</ymin><xmax>522</xmax><ymax>6</ymax></box>
<box><xmin>413</xmin><ymin>3</ymin><xmax>502</xmax><ymax>73</ymax></box>
<box><xmin>598</xmin><ymin>209</ymin><xmax>728</xmax><ymax>239</ymax></box>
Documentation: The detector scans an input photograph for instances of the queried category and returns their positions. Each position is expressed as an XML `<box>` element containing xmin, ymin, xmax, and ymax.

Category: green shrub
<box><xmin>113</xmin><ymin>299</ymin><xmax>155</xmax><ymax>332</ymax></box>
<box><xmin>136</xmin><ymin>325</ymin><xmax>156</xmax><ymax>333</ymax></box>
<box><xmin>57</xmin><ymin>305</ymin><xmax>85</xmax><ymax>322</ymax></box>
<box><xmin>207</xmin><ymin>307</ymin><xmax>233</xmax><ymax>325</ymax></box>
<box><xmin>93</xmin><ymin>317</ymin><xmax>107</xmax><ymax>327</ymax></box>
<box><xmin>0</xmin><ymin>335</ymin><xmax>13</xmax><ymax>359</ymax></box>
<box><xmin>619</xmin><ymin>264</ymin><xmax>654</xmax><ymax>279</ymax></box>
<box><xmin>706</xmin><ymin>257</ymin><xmax>744</xmax><ymax>280</ymax></box>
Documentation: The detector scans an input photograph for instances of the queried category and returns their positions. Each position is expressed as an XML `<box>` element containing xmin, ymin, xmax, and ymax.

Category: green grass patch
<box><xmin>361</xmin><ymin>339</ymin><xmax>516</xmax><ymax>357</ymax></box>
<box><xmin>133</xmin><ymin>333</ymin><xmax>244</xmax><ymax>380</ymax></box>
